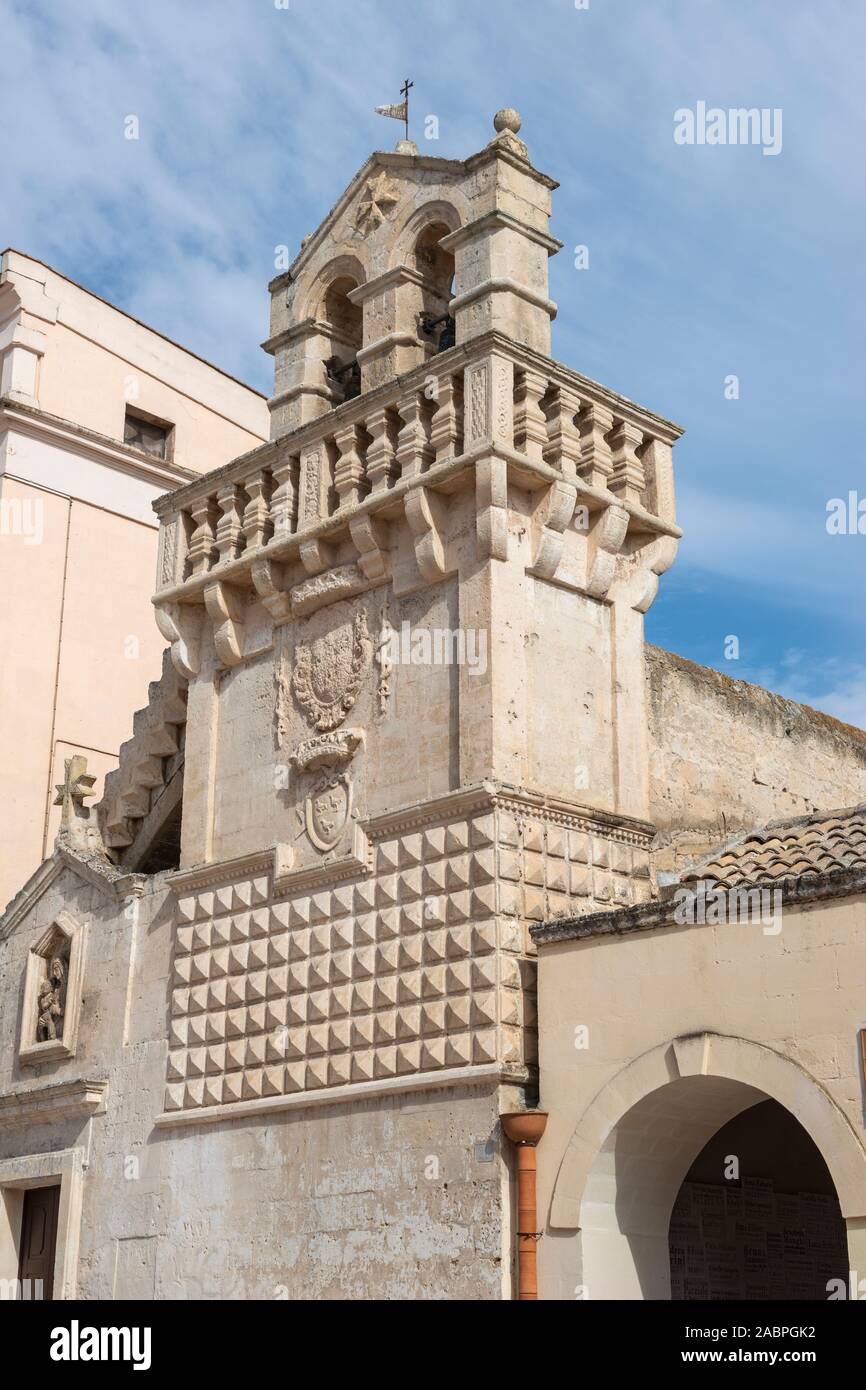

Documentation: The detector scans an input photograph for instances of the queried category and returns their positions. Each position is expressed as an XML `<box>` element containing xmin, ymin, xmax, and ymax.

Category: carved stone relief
<box><xmin>354</xmin><ymin>171</ymin><xmax>401</xmax><ymax>236</ymax></box>
<box><xmin>292</xmin><ymin>609</ymin><xmax>373</xmax><ymax>732</ymax></box>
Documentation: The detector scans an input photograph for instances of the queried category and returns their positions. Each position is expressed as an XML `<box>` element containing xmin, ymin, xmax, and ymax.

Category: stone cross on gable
<box><xmin>53</xmin><ymin>755</ymin><xmax>97</xmax><ymax>833</ymax></box>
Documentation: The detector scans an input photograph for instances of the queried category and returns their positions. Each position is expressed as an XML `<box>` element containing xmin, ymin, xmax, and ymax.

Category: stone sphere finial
<box><xmin>493</xmin><ymin>108</ymin><xmax>522</xmax><ymax>136</ymax></box>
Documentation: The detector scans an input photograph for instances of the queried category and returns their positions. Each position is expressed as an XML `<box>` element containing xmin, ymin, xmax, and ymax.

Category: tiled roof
<box><xmin>679</xmin><ymin>803</ymin><xmax>866</xmax><ymax>889</ymax></box>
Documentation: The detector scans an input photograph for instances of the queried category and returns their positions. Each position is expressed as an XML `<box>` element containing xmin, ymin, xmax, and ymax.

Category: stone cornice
<box><xmin>531</xmin><ymin>864</ymin><xmax>866</xmax><ymax>947</ymax></box>
<box><xmin>440</xmin><ymin>209</ymin><xmax>562</xmax><ymax>257</ymax></box>
<box><xmin>347</xmin><ymin>263</ymin><xmax>441</xmax><ymax>302</ymax></box>
<box><xmin>0</xmin><ymin>398</ymin><xmax>197</xmax><ymax>493</ymax></box>
<box><xmin>153</xmin><ymin>1062</ymin><xmax>524</xmax><ymax>1128</ymax></box>
<box><xmin>261</xmin><ymin>316</ymin><xmax>360</xmax><ymax>357</ymax></box>
<box><xmin>464</xmin><ymin>141</ymin><xmax>559</xmax><ymax>191</ymax></box>
<box><xmin>0</xmin><ymin>1078</ymin><xmax>108</xmax><ymax>1128</ymax></box>
<box><xmin>163</xmin><ymin>782</ymin><xmax>656</xmax><ymax>903</ymax></box>
<box><xmin>488</xmin><ymin>785</ymin><xmax>656</xmax><ymax>844</ymax></box>
<box><xmin>166</xmin><ymin>847</ymin><xmax>275</xmax><ymax>895</ymax></box>
<box><xmin>450</xmin><ymin>277</ymin><xmax>558</xmax><ymax>320</ymax></box>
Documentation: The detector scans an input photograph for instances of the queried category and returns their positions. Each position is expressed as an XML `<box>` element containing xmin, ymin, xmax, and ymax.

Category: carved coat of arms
<box><xmin>306</xmin><ymin>771</ymin><xmax>352</xmax><ymax>852</ymax></box>
<box><xmin>286</xmin><ymin>609</ymin><xmax>372</xmax><ymax>855</ymax></box>
<box><xmin>292</xmin><ymin>610</ymin><xmax>372</xmax><ymax>732</ymax></box>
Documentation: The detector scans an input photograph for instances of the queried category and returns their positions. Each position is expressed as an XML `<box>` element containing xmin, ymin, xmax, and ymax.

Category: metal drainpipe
<box><xmin>501</xmin><ymin>1111</ymin><xmax>548</xmax><ymax>1300</ymax></box>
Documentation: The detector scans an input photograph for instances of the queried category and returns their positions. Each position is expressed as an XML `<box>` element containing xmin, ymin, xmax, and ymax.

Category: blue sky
<box><xmin>3</xmin><ymin>0</ymin><xmax>865</xmax><ymax>723</ymax></box>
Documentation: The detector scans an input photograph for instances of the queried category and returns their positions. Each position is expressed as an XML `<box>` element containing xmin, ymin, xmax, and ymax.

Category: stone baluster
<box><xmin>365</xmin><ymin>406</ymin><xmax>398</xmax><ymax>493</ymax></box>
<box><xmin>242</xmin><ymin>468</ymin><xmax>272</xmax><ymax>551</ymax></box>
<box><xmin>334</xmin><ymin>423</ymin><xmax>367</xmax><ymax>508</ymax></box>
<box><xmin>513</xmin><ymin>369</ymin><xmax>548</xmax><ymax>465</ymax></box>
<box><xmin>214</xmin><ymin>483</ymin><xmax>245</xmax><ymax>564</ymax></box>
<box><xmin>187</xmin><ymin>495</ymin><xmax>218</xmax><ymax>575</ymax></box>
<box><xmin>429</xmin><ymin>374</ymin><xmax>462</xmax><ymax>466</ymax></box>
<box><xmin>396</xmin><ymin>389</ymin><xmax>433</xmax><ymax>482</ymax></box>
<box><xmin>578</xmin><ymin>401</ymin><xmax>615</xmax><ymax>489</ymax></box>
<box><xmin>270</xmin><ymin>455</ymin><xmax>298</xmax><ymax>539</ymax></box>
<box><xmin>544</xmin><ymin>384</ymin><xmax>582</xmax><ymax>480</ymax></box>
<box><xmin>608</xmin><ymin>420</ymin><xmax>646</xmax><ymax>505</ymax></box>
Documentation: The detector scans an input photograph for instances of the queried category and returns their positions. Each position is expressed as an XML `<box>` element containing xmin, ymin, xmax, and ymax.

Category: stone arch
<box><xmin>388</xmin><ymin>198</ymin><xmax>465</xmax><ymax>271</ymax></box>
<box><xmin>294</xmin><ymin>253</ymin><xmax>368</xmax><ymax>334</ymax></box>
<box><xmin>548</xmin><ymin>1032</ymin><xmax>866</xmax><ymax>1300</ymax></box>
<box><xmin>292</xmin><ymin>253</ymin><xmax>367</xmax><ymax>401</ymax></box>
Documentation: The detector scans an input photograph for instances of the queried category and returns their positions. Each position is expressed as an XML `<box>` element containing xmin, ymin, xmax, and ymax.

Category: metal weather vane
<box><xmin>375</xmin><ymin>78</ymin><xmax>413</xmax><ymax>143</ymax></box>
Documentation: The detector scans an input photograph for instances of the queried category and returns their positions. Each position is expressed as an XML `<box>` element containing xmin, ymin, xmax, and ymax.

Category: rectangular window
<box><xmin>124</xmin><ymin>409</ymin><xmax>172</xmax><ymax>460</ymax></box>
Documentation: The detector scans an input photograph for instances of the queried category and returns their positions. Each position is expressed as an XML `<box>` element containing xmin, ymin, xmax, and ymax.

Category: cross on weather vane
<box><xmin>374</xmin><ymin>78</ymin><xmax>414</xmax><ymax>144</ymax></box>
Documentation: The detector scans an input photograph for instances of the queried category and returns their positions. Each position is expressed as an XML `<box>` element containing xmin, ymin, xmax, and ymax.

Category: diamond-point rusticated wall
<box><xmin>160</xmin><ymin>785</ymin><xmax>654</xmax><ymax>1121</ymax></box>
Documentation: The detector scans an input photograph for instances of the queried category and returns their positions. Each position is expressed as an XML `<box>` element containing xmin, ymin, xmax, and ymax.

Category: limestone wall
<box><xmin>0</xmin><ymin>867</ymin><xmax>511</xmax><ymax>1299</ymax></box>
<box><xmin>646</xmin><ymin>646</ymin><xmax>866</xmax><ymax>871</ymax></box>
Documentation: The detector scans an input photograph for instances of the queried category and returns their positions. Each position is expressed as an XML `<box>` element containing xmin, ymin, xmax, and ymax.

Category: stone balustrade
<box><xmin>152</xmin><ymin>331</ymin><xmax>682</xmax><ymax>675</ymax></box>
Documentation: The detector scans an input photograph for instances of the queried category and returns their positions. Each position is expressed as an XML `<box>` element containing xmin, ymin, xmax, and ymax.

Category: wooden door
<box><xmin>17</xmin><ymin>1185</ymin><xmax>60</xmax><ymax>1299</ymax></box>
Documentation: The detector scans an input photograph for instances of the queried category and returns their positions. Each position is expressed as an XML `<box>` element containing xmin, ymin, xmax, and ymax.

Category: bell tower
<box><xmin>262</xmin><ymin>108</ymin><xmax>560</xmax><ymax>435</ymax></box>
<box><xmin>123</xmin><ymin>109</ymin><xmax>683</xmax><ymax>1296</ymax></box>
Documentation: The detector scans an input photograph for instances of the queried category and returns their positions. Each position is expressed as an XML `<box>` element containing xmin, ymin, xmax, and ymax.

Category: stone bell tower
<box><xmin>104</xmin><ymin>109</ymin><xmax>682</xmax><ymax>1296</ymax></box>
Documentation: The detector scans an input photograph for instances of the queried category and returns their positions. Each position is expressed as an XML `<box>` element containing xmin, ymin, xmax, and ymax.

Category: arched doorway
<box><xmin>547</xmin><ymin>1034</ymin><xmax>866</xmax><ymax>1301</ymax></box>
<box><xmin>670</xmin><ymin>1099</ymin><xmax>849</xmax><ymax>1299</ymax></box>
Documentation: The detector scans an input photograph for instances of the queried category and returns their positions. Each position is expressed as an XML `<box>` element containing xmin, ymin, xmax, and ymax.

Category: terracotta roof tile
<box><xmin>679</xmin><ymin>803</ymin><xmax>866</xmax><ymax>889</ymax></box>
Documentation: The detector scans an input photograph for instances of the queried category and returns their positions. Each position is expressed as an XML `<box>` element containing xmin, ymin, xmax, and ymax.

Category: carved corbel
<box><xmin>155</xmin><ymin>602</ymin><xmax>203</xmax><ymax>681</ymax></box>
<box><xmin>531</xmin><ymin>479</ymin><xmax>578</xmax><ymax>579</ymax></box>
<box><xmin>349</xmin><ymin>513</ymin><xmax>391</xmax><ymax>582</ymax></box>
<box><xmin>609</xmin><ymin>535</ymin><xmax>679</xmax><ymax>613</ymax></box>
<box><xmin>300</xmin><ymin>536</ymin><xmax>337</xmax><ymax>576</ymax></box>
<box><xmin>405</xmin><ymin>486</ymin><xmax>448</xmax><ymax>583</ymax></box>
<box><xmin>203</xmin><ymin>580</ymin><xmax>245</xmax><ymax>668</ymax></box>
<box><xmin>584</xmin><ymin>503</ymin><xmax>629</xmax><ymax>599</ymax></box>
<box><xmin>476</xmin><ymin>456</ymin><xmax>508</xmax><ymax>561</ymax></box>
<box><xmin>250</xmin><ymin>557</ymin><xmax>291</xmax><ymax>624</ymax></box>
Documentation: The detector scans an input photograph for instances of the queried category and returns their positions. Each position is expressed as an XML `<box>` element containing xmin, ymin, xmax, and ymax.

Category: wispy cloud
<box><xmin>3</xmin><ymin>0</ymin><xmax>865</xmax><ymax>696</ymax></box>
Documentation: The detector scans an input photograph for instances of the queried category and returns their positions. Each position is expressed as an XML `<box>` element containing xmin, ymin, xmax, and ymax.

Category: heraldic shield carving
<box><xmin>306</xmin><ymin>771</ymin><xmax>352</xmax><ymax>852</ymax></box>
<box><xmin>292</xmin><ymin>610</ymin><xmax>372</xmax><ymax>732</ymax></box>
<box><xmin>287</xmin><ymin>606</ymin><xmax>372</xmax><ymax>856</ymax></box>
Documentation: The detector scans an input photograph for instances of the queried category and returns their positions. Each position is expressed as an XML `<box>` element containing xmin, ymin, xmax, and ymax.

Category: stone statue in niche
<box><xmin>36</xmin><ymin>955</ymin><xmax>67</xmax><ymax>1042</ymax></box>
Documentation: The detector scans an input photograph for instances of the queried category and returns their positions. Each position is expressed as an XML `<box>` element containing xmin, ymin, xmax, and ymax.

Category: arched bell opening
<box><xmin>415</xmin><ymin>221</ymin><xmax>457</xmax><ymax>356</ymax></box>
<box><xmin>320</xmin><ymin>274</ymin><xmax>364</xmax><ymax>403</ymax></box>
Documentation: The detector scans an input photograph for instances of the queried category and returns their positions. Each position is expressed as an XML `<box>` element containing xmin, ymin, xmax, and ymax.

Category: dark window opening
<box><xmin>124</xmin><ymin>409</ymin><xmax>173</xmax><ymax>460</ymax></box>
